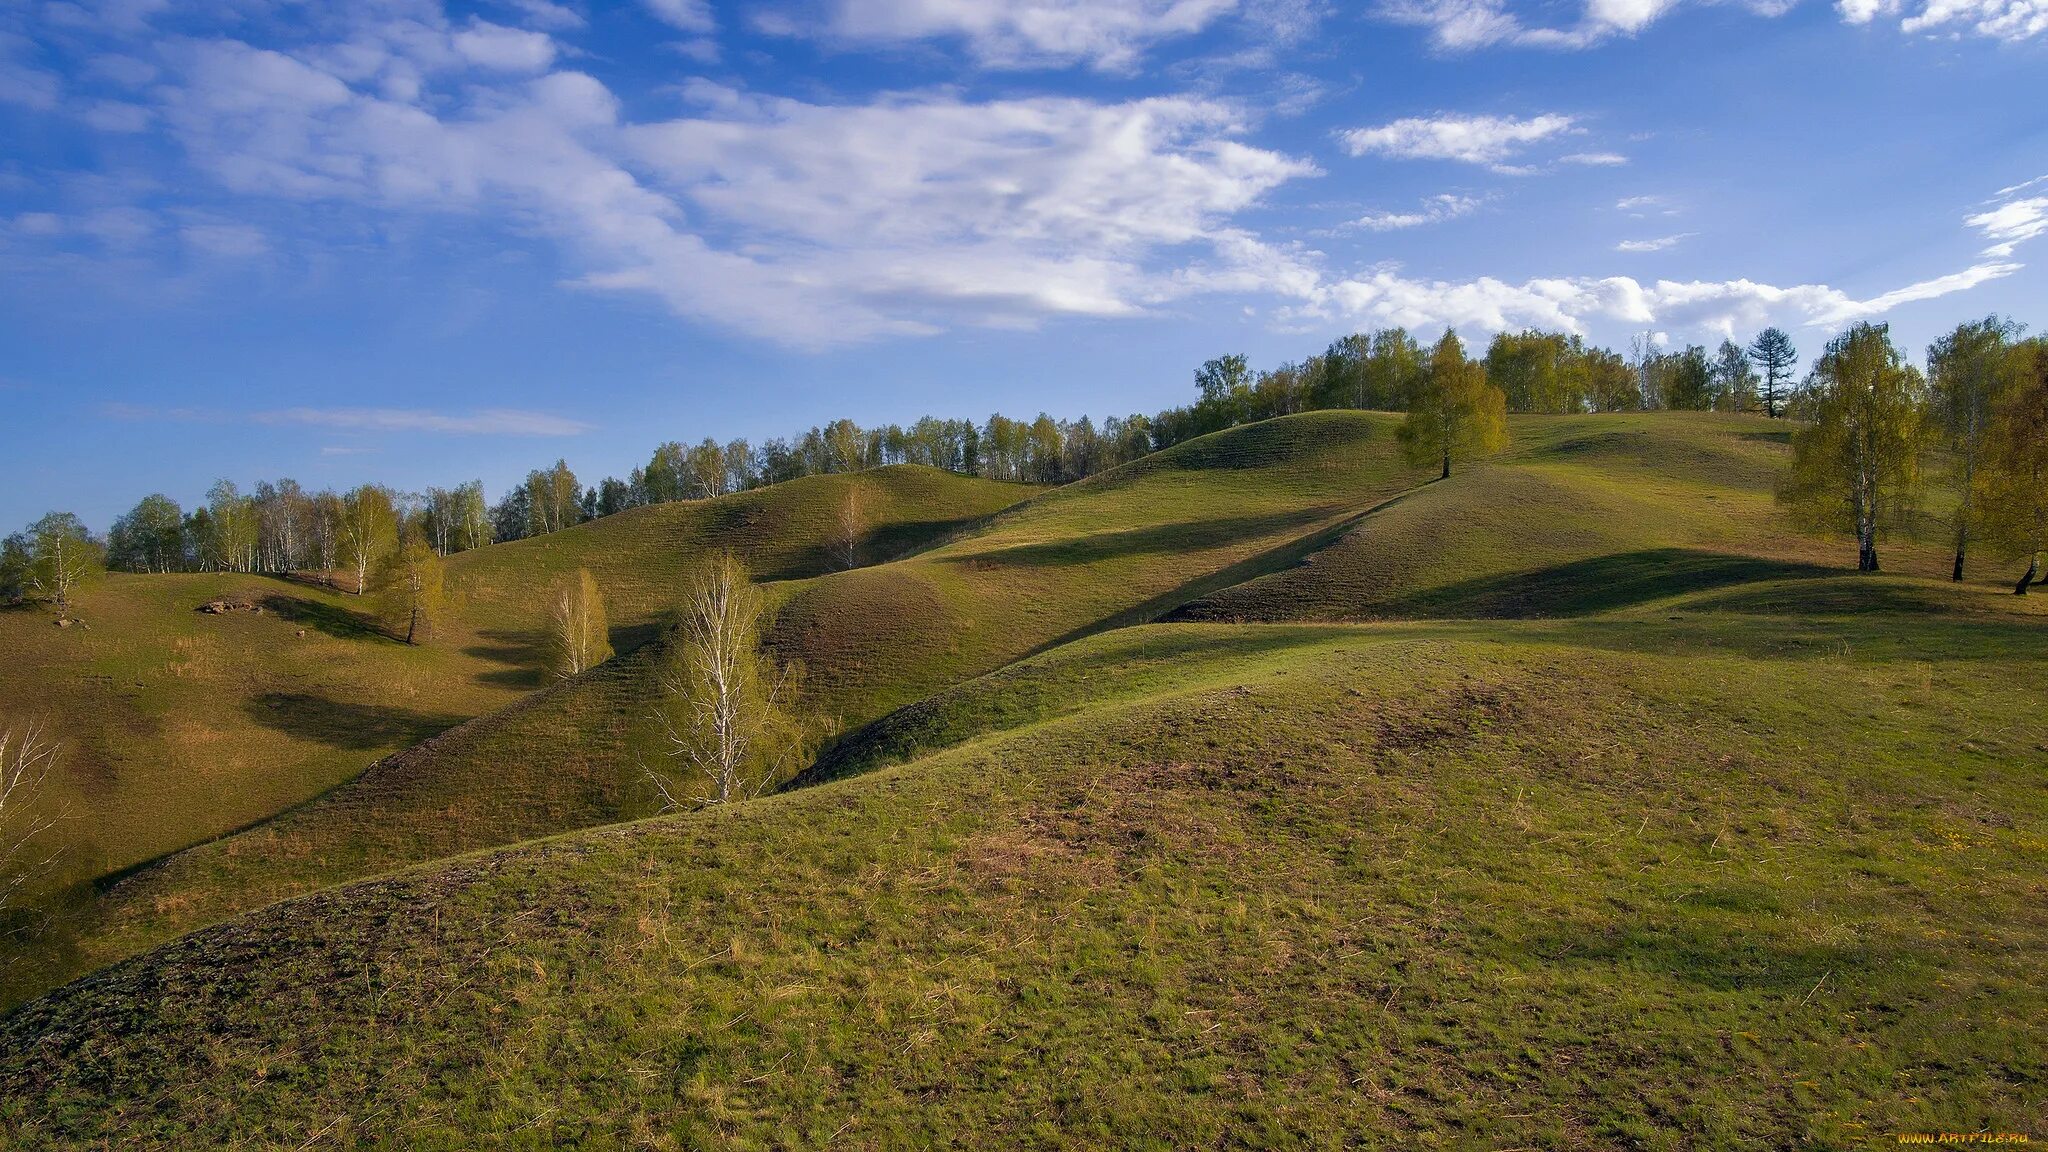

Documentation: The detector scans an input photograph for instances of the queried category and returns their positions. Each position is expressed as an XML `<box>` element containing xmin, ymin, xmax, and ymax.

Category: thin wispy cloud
<box><xmin>1339</xmin><ymin>113</ymin><xmax>1577</xmax><ymax>169</ymax></box>
<box><xmin>1616</xmin><ymin>233</ymin><xmax>1691</xmax><ymax>252</ymax></box>
<box><xmin>761</xmin><ymin>0</ymin><xmax>1246</xmax><ymax>70</ymax></box>
<box><xmin>1352</xmin><ymin>193</ymin><xmax>1487</xmax><ymax>230</ymax></box>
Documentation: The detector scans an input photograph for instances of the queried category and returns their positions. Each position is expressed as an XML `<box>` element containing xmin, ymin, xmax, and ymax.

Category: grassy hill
<box><xmin>1</xmin><ymin>415</ymin><xmax>1423</xmax><ymax>1006</ymax></box>
<box><xmin>1170</xmin><ymin>412</ymin><xmax>1966</xmax><ymax>623</ymax></box>
<box><xmin>0</xmin><ymin>470</ymin><xmax>1030</xmax><ymax>958</ymax></box>
<box><xmin>3</xmin><ymin>580</ymin><xmax>2041</xmax><ymax>1148</ymax></box>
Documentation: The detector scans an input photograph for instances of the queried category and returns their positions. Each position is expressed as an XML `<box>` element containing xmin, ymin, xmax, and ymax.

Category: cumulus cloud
<box><xmin>1339</xmin><ymin>113</ymin><xmax>1577</xmax><ymax>169</ymax></box>
<box><xmin>1379</xmin><ymin>0</ymin><xmax>1793</xmax><ymax>51</ymax></box>
<box><xmin>769</xmin><ymin>0</ymin><xmax>1243</xmax><ymax>70</ymax></box>
<box><xmin>645</xmin><ymin>0</ymin><xmax>717</xmax><ymax>32</ymax></box>
<box><xmin>1292</xmin><ymin>260</ymin><xmax>2022</xmax><ymax>340</ymax></box>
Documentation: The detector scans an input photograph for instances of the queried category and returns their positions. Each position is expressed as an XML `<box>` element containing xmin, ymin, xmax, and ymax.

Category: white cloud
<box><xmin>1967</xmin><ymin>196</ymin><xmax>2048</xmax><ymax>257</ymax></box>
<box><xmin>1339</xmin><ymin>113</ymin><xmax>1576</xmax><ymax>169</ymax></box>
<box><xmin>1840</xmin><ymin>0</ymin><xmax>2048</xmax><ymax>39</ymax></box>
<box><xmin>646</xmin><ymin>0</ymin><xmax>717</xmax><ymax>32</ymax></box>
<box><xmin>1351</xmin><ymin>193</ymin><xmax>1485</xmax><ymax>230</ymax></box>
<box><xmin>452</xmin><ymin>22</ymin><xmax>559</xmax><ymax>71</ymax></box>
<box><xmin>1615</xmin><ymin>194</ymin><xmax>1674</xmax><ymax>214</ymax></box>
<box><xmin>79</xmin><ymin>99</ymin><xmax>152</xmax><ymax>132</ymax></box>
<box><xmin>140</xmin><ymin>20</ymin><xmax>1317</xmax><ymax>345</ymax></box>
<box><xmin>1559</xmin><ymin>151</ymin><xmax>1626</xmax><ymax>166</ymax></box>
<box><xmin>1294</xmin><ymin>260</ymin><xmax>2022</xmax><ymax>339</ymax></box>
<box><xmin>1616</xmin><ymin>232</ymin><xmax>1690</xmax><ymax>252</ymax></box>
<box><xmin>500</xmin><ymin>0</ymin><xmax>587</xmax><ymax>30</ymax></box>
<box><xmin>179</xmin><ymin>221</ymin><xmax>269</xmax><ymax>258</ymax></box>
<box><xmin>1379</xmin><ymin>0</ymin><xmax>1794</xmax><ymax>51</ymax></box>
<box><xmin>774</xmin><ymin>0</ymin><xmax>1243</xmax><ymax>69</ymax></box>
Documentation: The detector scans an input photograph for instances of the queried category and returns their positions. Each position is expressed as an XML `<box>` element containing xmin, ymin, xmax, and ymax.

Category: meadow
<box><xmin>1</xmin><ymin>410</ymin><xmax>2042</xmax><ymax>1149</ymax></box>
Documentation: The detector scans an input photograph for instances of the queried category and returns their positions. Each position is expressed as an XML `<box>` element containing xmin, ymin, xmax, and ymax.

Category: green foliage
<box><xmin>20</xmin><ymin>512</ymin><xmax>104</xmax><ymax>608</ymax></box>
<box><xmin>1977</xmin><ymin>339</ymin><xmax>2048</xmax><ymax>589</ymax></box>
<box><xmin>1745</xmin><ymin>326</ymin><xmax>1799</xmax><ymax>417</ymax></box>
<box><xmin>1778</xmin><ymin>323</ymin><xmax>1929</xmax><ymax>571</ymax></box>
<box><xmin>373</xmin><ymin>535</ymin><xmax>446</xmax><ymax>645</ymax></box>
<box><xmin>543</xmin><ymin>568</ymin><xmax>613</xmax><ymax>679</ymax></box>
<box><xmin>1398</xmin><ymin>330</ymin><xmax>1509</xmax><ymax>478</ymax></box>
<box><xmin>1928</xmin><ymin>316</ymin><xmax>2024</xmax><ymax>579</ymax></box>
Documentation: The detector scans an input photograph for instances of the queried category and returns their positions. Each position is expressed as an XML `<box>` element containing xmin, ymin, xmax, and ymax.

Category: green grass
<box><xmin>1</xmin><ymin>415</ymin><xmax>1428</xmax><ymax>1006</ymax></box>
<box><xmin>0</xmin><ymin>469</ymin><xmax>1031</xmax><ymax>994</ymax></box>
<box><xmin>3</xmin><ymin>583</ymin><xmax>2042</xmax><ymax>1148</ymax></box>
<box><xmin>4</xmin><ymin>411</ymin><xmax>2043</xmax><ymax>1146</ymax></box>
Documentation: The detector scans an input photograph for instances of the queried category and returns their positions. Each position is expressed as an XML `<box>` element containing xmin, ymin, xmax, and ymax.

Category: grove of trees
<box><xmin>10</xmin><ymin>313</ymin><xmax>2044</xmax><ymax>605</ymax></box>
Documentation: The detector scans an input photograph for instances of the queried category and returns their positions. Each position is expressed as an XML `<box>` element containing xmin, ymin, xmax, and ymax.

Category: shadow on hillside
<box><xmin>952</xmin><ymin>507</ymin><xmax>1336</xmax><ymax>570</ymax></box>
<box><xmin>257</xmin><ymin>594</ymin><xmax>382</xmax><ymax>640</ymax></box>
<box><xmin>243</xmin><ymin>692</ymin><xmax>469</xmax><ymax>750</ymax></box>
<box><xmin>1390</xmin><ymin>550</ymin><xmax>1837</xmax><ymax>618</ymax></box>
<box><xmin>465</xmin><ymin>629</ymin><xmax>547</xmax><ymax>689</ymax></box>
<box><xmin>1518</xmin><ymin>918</ymin><xmax>1876</xmax><ymax>995</ymax></box>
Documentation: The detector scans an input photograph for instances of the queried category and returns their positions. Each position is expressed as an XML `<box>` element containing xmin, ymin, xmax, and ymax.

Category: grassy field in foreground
<box><xmin>3</xmin><ymin>578</ymin><xmax>2042</xmax><ymax>1148</ymax></box>
<box><xmin>0</xmin><ymin>466</ymin><xmax>1031</xmax><ymax>901</ymax></box>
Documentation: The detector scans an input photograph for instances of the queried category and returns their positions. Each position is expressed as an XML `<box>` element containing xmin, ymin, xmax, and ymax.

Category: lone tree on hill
<box><xmin>373</xmin><ymin>535</ymin><xmax>446</xmax><ymax>645</ymax></box>
<box><xmin>1778</xmin><ymin>323</ymin><xmax>1927</xmax><ymax>573</ymax></box>
<box><xmin>1746</xmin><ymin>327</ymin><xmax>1799</xmax><ymax>418</ymax></box>
<box><xmin>1979</xmin><ymin>340</ymin><xmax>2048</xmax><ymax>593</ymax></box>
<box><xmin>645</xmin><ymin>551</ymin><xmax>817</xmax><ymax>809</ymax></box>
<box><xmin>1927</xmin><ymin>316</ymin><xmax>2023</xmax><ymax>581</ymax></box>
<box><xmin>1</xmin><ymin>722</ymin><xmax>63</xmax><ymax>917</ymax></box>
<box><xmin>545</xmin><ymin>568</ymin><xmax>613</xmax><ymax>678</ymax></box>
<box><xmin>22</xmin><ymin>513</ymin><xmax>103</xmax><ymax>610</ymax></box>
<box><xmin>832</xmin><ymin>482</ymin><xmax>868</xmax><ymax>571</ymax></box>
<box><xmin>1399</xmin><ymin>330</ymin><xmax>1508</xmax><ymax>480</ymax></box>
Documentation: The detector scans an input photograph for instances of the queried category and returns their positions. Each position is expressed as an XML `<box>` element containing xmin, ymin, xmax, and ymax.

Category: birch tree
<box><xmin>1980</xmin><ymin>341</ymin><xmax>2048</xmax><ymax>593</ymax></box>
<box><xmin>373</xmin><ymin>534</ymin><xmax>445</xmax><ymax>645</ymax></box>
<box><xmin>1928</xmin><ymin>317</ymin><xmax>2022</xmax><ymax>581</ymax></box>
<box><xmin>545</xmin><ymin>568</ymin><xmax>613</xmax><ymax>678</ymax></box>
<box><xmin>24</xmin><ymin>513</ymin><xmax>103</xmax><ymax>609</ymax></box>
<box><xmin>1778</xmin><ymin>323</ymin><xmax>1927</xmax><ymax>572</ymax></box>
<box><xmin>645</xmin><ymin>551</ymin><xmax>815</xmax><ymax>809</ymax></box>
<box><xmin>1</xmin><ymin>722</ymin><xmax>62</xmax><ymax>916</ymax></box>
<box><xmin>832</xmin><ymin>482</ymin><xmax>868</xmax><ymax>570</ymax></box>
<box><xmin>338</xmin><ymin>485</ymin><xmax>398</xmax><ymax>595</ymax></box>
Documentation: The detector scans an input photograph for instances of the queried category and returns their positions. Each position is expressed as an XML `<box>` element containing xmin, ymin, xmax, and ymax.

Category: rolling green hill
<box><xmin>5</xmin><ymin>410</ymin><xmax>2041</xmax><ymax>1148</ymax></box>
<box><xmin>0</xmin><ymin>469</ymin><xmax>1031</xmax><ymax>983</ymax></box>
<box><xmin>1</xmin><ymin>415</ymin><xmax>1423</xmax><ymax>1006</ymax></box>
<box><xmin>3</xmin><ymin>581</ymin><xmax>2042</xmax><ymax>1148</ymax></box>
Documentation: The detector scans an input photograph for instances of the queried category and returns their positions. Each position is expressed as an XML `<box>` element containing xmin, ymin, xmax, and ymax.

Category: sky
<box><xmin>1</xmin><ymin>0</ymin><xmax>2044</xmax><ymax>531</ymax></box>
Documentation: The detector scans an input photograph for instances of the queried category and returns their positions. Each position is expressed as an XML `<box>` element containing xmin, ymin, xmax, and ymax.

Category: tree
<box><xmin>338</xmin><ymin>485</ymin><xmax>398</xmax><ymax>595</ymax></box>
<box><xmin>1711</xmin><ymin>339</ymin><xmax>1760</xmax><ymax>413</ymax></box>
<box><xmin>544</xmin><ymin>568</ymin><xmax>613</xmax><ymax>678</ymax></box>
<box><xmin>525</xmin><ymin>460</ymin><xmax>581</xmax><ymax>535</ymax></box>
<box><xmin>832</xmin><ymin>481</ymin><xmax>868</xmax><ymax>570</ymax></box>
<box><xmin>23</xmin><ymin>513</ymin><xmax>103</xmax><ymax>608</ymax></box>
<box><xmin>108</xmin><ymin>494</ymin><xmax>185</xmax><ymax>573</ymax></box>
<box><xmin>373</xmin><ymin>534</ymin><xmax>445</xmax><ymax>645</ymax></box>
<box><xmin>0</xmin><ymin>722</ymin><xmax>62</xmax><ymax>916</ymax></box>
<box><xmin>1978</xmin><ymin>341</ymin><xmax>2048</xmax><ymax>593</ymax></box>
<box><xmin>1194</xmin><ymin>354</ymin><xmax>1251</xmax><ymax>407</ymax></box>
<box><xmin>1928</xmin><ymin>317</ymin><xmax>2023</xmax><ymax>581</ymax></box>
<box><xmin>1778</xmin><ymin>323</ymin><xmax>1927</xmax><ymax>572</ymax></box>
<box><xmin>1398</xmin><ymin>330</ymin><xmax>1508</xmax><ymax>480</ymax></box>
<box><xmin>204</xmin><ymin>480</ymin><xmax>258</xmax><ymax>573</ymax></box>
<box><xmin>1746</xmin><ymin>327</ymin><xmax>1799</xmax><ymax>418</ymax></box>
<box><xmin>1661</xmin><ymin>345</ymin><xmax>1715</xmax><ymax>410</ymax></box>
<box><xmin>645</xmin><ymin>551</ymin><xmax>817</xmax><ymax>809</ymax></box>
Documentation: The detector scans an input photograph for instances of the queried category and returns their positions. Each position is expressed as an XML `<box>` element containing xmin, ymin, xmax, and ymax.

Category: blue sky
<box><xmin>1</xmin><ymin>0</ymin><xmax>2043</xmax><ymax>530</ymax></box>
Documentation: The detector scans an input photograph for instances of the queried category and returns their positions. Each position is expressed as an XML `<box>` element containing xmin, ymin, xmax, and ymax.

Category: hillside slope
<box><xmin>2</xmin><ymin>415</ymin><xmax>1423</xmax><ymax>1007</ymax></box>
<box><xmin>0</xmin><ymin>469</ymin><xmax>1031</xmax><ymax>1002</ymax></box>
<box><xmin>4</xmin><ymin>581</ymin><xmax>2042</xmax><ymax>1148</ymax></box>
<box><xmin>1171</xmin><ymin>412</ymin><xmax>1965</xmax><ymax>623</ymax></box>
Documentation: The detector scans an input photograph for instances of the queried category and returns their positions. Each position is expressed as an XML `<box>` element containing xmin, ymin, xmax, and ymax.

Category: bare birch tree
<box><xmin>545</xmin><ymin>568</ymin><xmax>613</xmax><ymax>679</ymax></box>
<box><xmin>1</xmin><ymin>722</ymin><xmax>63</xmax><ymax>916</ymax></box>
<box><xmin>831</xmin><ymin>482</ymin><xmax>868</xmax><ymax>570</ymax></box>
<box><xmin>644</xmin><ymin>551</ymin><xmax>816</xmax><ymax>809</ymax></box>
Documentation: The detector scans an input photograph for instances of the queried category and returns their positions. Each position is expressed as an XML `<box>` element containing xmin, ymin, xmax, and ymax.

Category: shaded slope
<box><xmin>5</xmin><ymin>584</ymin><xmax>2044</xmax><ymax>1148</ymax></box>
<box><xmin>1170</xmin><ymin>413</ymin><xmax>1960</xmax><ymax>623</ymax></box>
